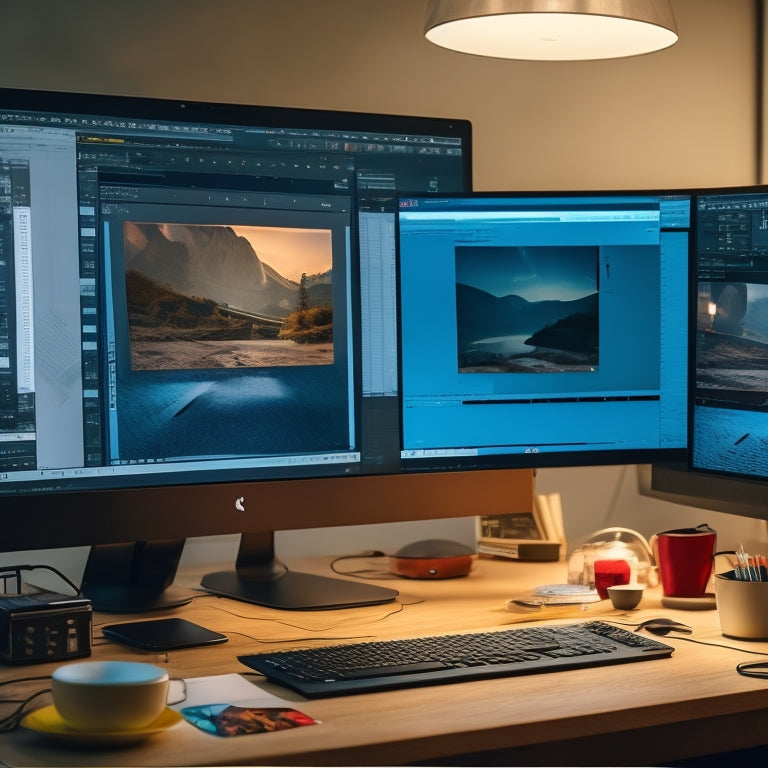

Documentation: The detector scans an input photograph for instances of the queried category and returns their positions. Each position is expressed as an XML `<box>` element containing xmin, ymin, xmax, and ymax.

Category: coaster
<box><xmin>661</xmin><ymin>593</ymin><xmax>717</xmax><ymax>610</ymax></box>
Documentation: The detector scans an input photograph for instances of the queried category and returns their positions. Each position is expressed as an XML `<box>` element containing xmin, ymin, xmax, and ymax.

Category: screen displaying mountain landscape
<box><xmin>124</xmin><ymin>222</ymin><xmax>334</xmax><ymax>371</ymax></box>
<box><xmin>103</xmin><ymin>215</ymin><xmax>350</xmax><ymax>464</ymax></box>
<box><xmin>696</xmin><ymin>281</ymin><xmax>768</xmax><ymax>403</ymax></box>
<box><xmin>455</xmin><ymin>245</ymin><xmax>599</xmax><ymax>373</ymax></box>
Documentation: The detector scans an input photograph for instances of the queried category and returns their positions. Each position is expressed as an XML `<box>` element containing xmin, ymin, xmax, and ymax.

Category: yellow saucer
<box><xmin>21</xmin><ymin>705</ymin><xmax>182</xmax><ymax>747</ymax></box>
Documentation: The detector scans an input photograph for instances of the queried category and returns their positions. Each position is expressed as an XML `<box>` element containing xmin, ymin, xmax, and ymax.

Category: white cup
<box><xmin>607</xmin><ymin>583</ymin><xmax>645</xmax><ymax>610</ymax></box>
<box><xmin>715</xmin><ymin>571</ymin><xmax>768</xmax><ymax>640</ymax></box>
<box><xmin>52</xmin><ymin>660</ymin><xmax>169</xmax><ymax>732</ymax></box>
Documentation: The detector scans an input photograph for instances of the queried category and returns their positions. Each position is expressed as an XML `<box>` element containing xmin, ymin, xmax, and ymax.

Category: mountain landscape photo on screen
<box><xmin>123</xmin><ymin>222</ymin><xmax>334</xmax><ymax>371</ymax></box>
<box><xmin>455</xmin><ymin>245</ymin><xmax>599</xmax><ymax>373</ymax></box>
<box><xmin>696</xmin><ymin>281</ymin><xmax>768</xmax><ymax>406</ymax></box>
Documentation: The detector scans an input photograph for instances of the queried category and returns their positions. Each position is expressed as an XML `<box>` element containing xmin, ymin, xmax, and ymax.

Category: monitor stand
<box><xmin>201</xmin><ymin>531</ymin><xmax>399</xmax><ymax>610</ymax></box>
<box><xmin>80</xmin><ymin>540</ymin><xmax>193</xmax><ymax>612</ymax></box>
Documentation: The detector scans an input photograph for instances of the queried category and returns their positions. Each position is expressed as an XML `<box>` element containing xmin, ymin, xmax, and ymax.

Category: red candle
<box><xmin>593</xmin><ymin>559</ymin><xmax>631</xmax><ymax>599</ymax></box>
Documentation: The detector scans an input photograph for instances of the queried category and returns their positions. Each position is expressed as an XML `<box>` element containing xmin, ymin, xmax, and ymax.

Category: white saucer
<box><xmin>21</xmin><ymin>705</ymin><xmax>182</xmax><ymax>747</ymax></box>
<box><xmin>661</xmin><ymin>593</ymin><xmax>717</xmax><ymax>610</ymax></box>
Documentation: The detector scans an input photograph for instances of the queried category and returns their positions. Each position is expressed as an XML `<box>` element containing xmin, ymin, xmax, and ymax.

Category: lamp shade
<box><xmin>424</xmin><ymin>0</ymin><xmax>679</xmax><ymax>61</ymax></box>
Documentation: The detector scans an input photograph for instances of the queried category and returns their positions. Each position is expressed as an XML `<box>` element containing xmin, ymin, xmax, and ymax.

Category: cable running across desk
<box><xmin>239</xmin><ymin>620</ymin><xmax>674</xmax><ymax>698</ymax></box>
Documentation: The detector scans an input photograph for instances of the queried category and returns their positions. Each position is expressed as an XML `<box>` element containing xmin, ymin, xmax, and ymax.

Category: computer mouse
<box><xmin>390</xmin><ymin>539</ymin><xmax>476</xmax><ymax>579</ymax></box>
<box><xmin>637</xmin><ymin>618</ymin><xmax>692</xmax><ymax>636</ymax></box>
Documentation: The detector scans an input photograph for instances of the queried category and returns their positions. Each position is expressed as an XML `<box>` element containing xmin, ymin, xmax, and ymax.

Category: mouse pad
<box><xmin>181</xmin><ymin>704</ymin><xmax>318</xmax><ymax>737</ymax></box>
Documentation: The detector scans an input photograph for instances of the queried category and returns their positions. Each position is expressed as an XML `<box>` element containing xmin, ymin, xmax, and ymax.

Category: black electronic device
<box><xmin>239</xmin><ymin>620</ymin><xmax>674</xmax><ymax>698</ymax></box>
<box><xmin>648</xmin><ymin>186</ymin><xmax>768</xmax><ymax>520</ymax></box>
<box><xmin>102</xmin><ymin>618</ymin><xmax>228</xmax><ymax>651</ymax></box>
<box><xmin>691</xmin><ymin>187</ymin><xmax>768</xmax><ymax>481</ymax></box>
<box><xmin>0</xmin><ymin>86</ymin><xmax>724</xmax><ymax>618</ymax></box>
<box><xmin>0</xmin><ymin>591</ymin><xmax>92</xmax><ymax>664</ymax></box>
<box><xmin>0</xmin><ymin>85</ymin><xmax>511</xmax><ymax>614</ymax></box>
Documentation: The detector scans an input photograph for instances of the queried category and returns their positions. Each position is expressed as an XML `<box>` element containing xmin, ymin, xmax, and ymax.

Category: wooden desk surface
<box><xmin>2</xmin><ymin>556</ymin><xmax>768</xmax><ymax>767</ymax></box>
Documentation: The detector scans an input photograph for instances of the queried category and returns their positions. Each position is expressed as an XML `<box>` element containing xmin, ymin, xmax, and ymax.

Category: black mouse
<box><xmin>636</xmin><ymin>618</ymin><xmax>692</xmax><ymax>636</ymax></box>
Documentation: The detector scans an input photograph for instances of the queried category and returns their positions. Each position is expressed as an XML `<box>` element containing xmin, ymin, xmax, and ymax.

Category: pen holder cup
<box><xmin>715</xmin><ymin>570</ymin><xmax>768</xmax><ymax>640</ymax></box>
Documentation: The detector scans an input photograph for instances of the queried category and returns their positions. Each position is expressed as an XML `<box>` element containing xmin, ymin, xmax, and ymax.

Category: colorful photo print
<box><xmin>181</xmin><ymin>703</ymin><xmax>318</xmax><ymax>737</ymax></box>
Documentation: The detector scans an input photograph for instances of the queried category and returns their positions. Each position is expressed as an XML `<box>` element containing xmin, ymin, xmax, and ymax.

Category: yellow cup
<box><xmin>51</xmin><ymin>660</ymin><xmax>169</xmax><ymax>732</ymax></box>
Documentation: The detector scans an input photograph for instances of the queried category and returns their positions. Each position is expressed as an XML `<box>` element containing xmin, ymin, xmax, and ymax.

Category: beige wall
<box><xmin>0</xmin><ymin>0</ymin><xmax>764</xmax><ymax>576</ymax></box>
<box><xmin>0</xmin><ymin>0</ymin><xmax>758</xmax><ymax>191</ymax></box>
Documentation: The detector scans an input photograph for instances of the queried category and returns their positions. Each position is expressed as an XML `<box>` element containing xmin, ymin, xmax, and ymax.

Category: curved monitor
<box><xmin>650</xmin><ymin>186</ymin><xmax>768</xmax><ymax>520</ymax></box>
<box><xmin>396</xmin><ymin>192</ymin><xmax>691</xmax><ymax>470</ymax></box>
<box><xmin>692</xmin><ymin>187</ymin><xmax>768</xmax><ymax>479</ymax></box>
<box><xmin>0</xmin><ymin>87</ymin><xmax>539</xmax><ymax>612</ymax></box>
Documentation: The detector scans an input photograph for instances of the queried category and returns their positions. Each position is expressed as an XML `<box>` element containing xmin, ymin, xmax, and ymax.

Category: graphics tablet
<box><xmin>102</xmin><ymin>618</ymin><xmax>228</xmax><ymax>651</ymax></box>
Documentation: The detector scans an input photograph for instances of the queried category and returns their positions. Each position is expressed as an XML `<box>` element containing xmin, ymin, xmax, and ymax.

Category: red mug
<box><xmin>652</xmin><ymin>524</ymin><xmax>716</xmax><ymax>598</ymax></box>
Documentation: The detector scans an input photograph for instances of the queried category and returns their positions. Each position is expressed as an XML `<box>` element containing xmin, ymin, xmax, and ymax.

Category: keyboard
<box><xmin>238</xmin><ymin>620</ymin><xmax>674</xmax><ymax>698</ymax></box>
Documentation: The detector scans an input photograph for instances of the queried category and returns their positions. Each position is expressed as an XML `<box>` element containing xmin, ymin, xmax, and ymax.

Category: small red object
<box><xmin>593</xmin><ymin>559</ymin><xmax>631</xmax><ymax>599</ymax></box>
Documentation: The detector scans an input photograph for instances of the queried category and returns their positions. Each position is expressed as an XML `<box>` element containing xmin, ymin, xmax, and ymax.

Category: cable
<box><xmin>736</xmin><ymin>660</ymin><xmax>768</xmax><ymax>678</ymax></box>
<box><xmin>0</xmin><ymin>565</ymin><xmax>81</xmax><ymax>596</ymax></box>
<box><xmin>329</xmin><ymin>550</ymin><xmax>396</xmax><ymax>580</ymax></box>
<box><xmin>0</xmin><ymin>676</ymin><xmax>53</xmax><ymax>733</ymax></box>
<box><xmin>665</xmin><ymin>634</ymin><xmax>768</xmax><ymax>656</ymax></box>
<box><xmin>0</xmin><ymin>688</ymin><xmax>51</xmax><ymax>732</ymax></box>
<box><xmin>607</xmin><ymin>619</ymin><xmax>768</xmax><ymax>664</ymax></box>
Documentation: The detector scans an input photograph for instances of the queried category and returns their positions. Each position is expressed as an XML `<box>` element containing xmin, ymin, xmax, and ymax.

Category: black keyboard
<box><xmin>239</xmin><ymin>620</ymin><xmax>674</xmax><ymax>698</ymax></box>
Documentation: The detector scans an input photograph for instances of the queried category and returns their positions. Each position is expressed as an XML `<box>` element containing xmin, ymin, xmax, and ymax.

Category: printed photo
<box><xmin>181</xmin><ymin>704</ymin><xmax>318</xmax><ymax>737</ymax></box>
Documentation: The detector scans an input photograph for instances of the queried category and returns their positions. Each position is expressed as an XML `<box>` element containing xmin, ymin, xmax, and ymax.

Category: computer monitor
<box><xmin>396</xmin><ymin>191</ymin><xmax>691</xmax><ymax>470</ymax></box>
<box><xmin>649</xmin><ymin>186</ymin><xmax>768</xmax><ymax>519</ymax></box>
<box><xmin>0</xmin><ymin>87</ymin><xmax>537</xmax><ymax>612</ymax></box>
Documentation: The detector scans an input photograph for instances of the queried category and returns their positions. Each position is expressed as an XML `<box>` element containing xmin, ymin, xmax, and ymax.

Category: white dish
<box><xmin>661</xmin><ymin>593</ymin><xmax>717</xmax><ymax>610</ymax></box>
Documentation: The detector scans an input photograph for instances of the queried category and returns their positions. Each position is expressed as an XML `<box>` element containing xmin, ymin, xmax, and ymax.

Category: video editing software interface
<box><xmin>397</xmin><ymin>193</ymin><xmax>691</xmax><ymax>469</ymax></box>
<box><xmin>693</xmin><ymin>188</ymin><xmax>768</xmax><ymax>481</ymax></box>
<box><xmin>0</xmin><ymin>90</ymin><xmax>469</xmax><ymax>498</ymax></box>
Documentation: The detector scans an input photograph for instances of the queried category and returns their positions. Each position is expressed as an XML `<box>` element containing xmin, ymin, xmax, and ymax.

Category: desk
<box><xmin>2</xmin><ymin>557</ymin><xmax>768</xmax><ymax>767</ymax></box>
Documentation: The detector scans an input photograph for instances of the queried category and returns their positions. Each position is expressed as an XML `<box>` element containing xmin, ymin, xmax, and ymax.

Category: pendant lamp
<box><xmin>424</xmin><ymin>0</ymin><xmax>679</xmax><ymax>61</ymax></box>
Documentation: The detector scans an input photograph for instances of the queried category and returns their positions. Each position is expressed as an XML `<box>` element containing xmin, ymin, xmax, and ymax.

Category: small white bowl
<box><xmin>52</xmin><ymin>660</ymin><xmax>169</xmax><ymax>732</ymax></box>
<box><xmin>607</xmin><ymin>583</ymin><xmax>645</xmax><ymax>610</ymax></box>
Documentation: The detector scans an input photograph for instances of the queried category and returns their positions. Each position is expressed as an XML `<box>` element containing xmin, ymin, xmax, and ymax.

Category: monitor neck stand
<box><xmin>201</xmin><ymin>531</ymin><xmax>399</xmax><ymax>610</ymax></box>
<box><xmin>80</xmin><ymin>540</ymin><xmax>193</xmax><ymax>612</ymax></box>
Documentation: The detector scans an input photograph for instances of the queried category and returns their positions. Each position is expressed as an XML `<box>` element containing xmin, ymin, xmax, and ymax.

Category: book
<box><xmin>477</xmin><ymin>492</ymin><xmax>567</xmax><ymax>562</ymax></box>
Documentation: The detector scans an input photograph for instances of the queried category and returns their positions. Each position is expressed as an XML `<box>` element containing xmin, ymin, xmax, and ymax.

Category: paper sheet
<box><xmin>170</xmin><ymin>673</ymin><xmax>297</xmax><ymax>711</ymax></box>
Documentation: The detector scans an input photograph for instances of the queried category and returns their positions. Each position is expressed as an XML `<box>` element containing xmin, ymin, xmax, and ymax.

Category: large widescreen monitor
<box><xmin>396</xmin><ymin>192</ymin><xmax>691</xmax><ymax>470</ymax></box>
<box><xmin>649</xmin><ymin>186</ymin><xmax>768</xmax><ymax>519</ymax></box>
<box><xmin>0</xmin><ymin>87</ymin><xmax>541</xmax><ymax>612</ymax></box>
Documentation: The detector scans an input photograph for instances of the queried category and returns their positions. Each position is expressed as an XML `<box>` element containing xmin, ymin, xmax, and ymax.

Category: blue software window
<box><xmin>396</xmin><ymin>193</ymin><xmax>690</xmax><ymax>469</ymax></box>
